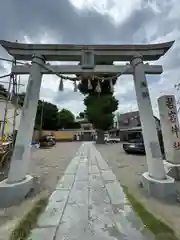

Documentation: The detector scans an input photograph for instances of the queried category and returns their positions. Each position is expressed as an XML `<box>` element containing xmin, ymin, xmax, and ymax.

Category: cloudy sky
<box><xmin>0</xmin><ymin>0</ymin><xmax>180</xmax><ymax>117</ymax></box>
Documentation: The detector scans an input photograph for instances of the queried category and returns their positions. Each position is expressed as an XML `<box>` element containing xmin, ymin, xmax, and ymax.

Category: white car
<box><xmin>105</xmin><ymin>136</ymin><xmax>120</xmax><ymax>143</ymax></box>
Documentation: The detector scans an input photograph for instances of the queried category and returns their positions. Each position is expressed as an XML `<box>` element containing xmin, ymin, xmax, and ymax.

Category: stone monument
<box><xmin>158</xmin><ymin>95</ymin><xmax>180</xmax><ymax>180</ymax></box>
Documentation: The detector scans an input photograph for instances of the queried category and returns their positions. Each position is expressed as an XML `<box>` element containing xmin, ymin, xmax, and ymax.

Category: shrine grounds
<box><xmin>0</xmin><ymin>142</ymin><xmax>81</xmax><ymax>240</ymax></box>
<box><xmin>97</xmin><ymin>143</ymin><xmax>180</xmax><ymax>239</ymax></box>
<box><xmin>0</xmin><ymin>142</ymin><xmax>180</xmax><ymax>239</ymax></box>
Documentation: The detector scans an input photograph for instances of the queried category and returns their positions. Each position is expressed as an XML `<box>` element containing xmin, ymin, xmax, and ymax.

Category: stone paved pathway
<box><xmin>28</xmin><ymin>142</ymin><xmax>154</xmax><ymax>240</ymax></box>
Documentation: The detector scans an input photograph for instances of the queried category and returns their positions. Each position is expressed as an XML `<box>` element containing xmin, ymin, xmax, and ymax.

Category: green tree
<box><xmin>36</xmin><ymin>101</ymin><xmax>59</xmax><ymax>130</ymax></box>
<box><xmin>84</xmin><ymin>95</ymin><xmax>118</xmax><ymax>129</ymax></box>
<box><xmin>17</xmin><ymin>93</ymin><xmax>59</xmax><ymax>130</ymax></box>
<box><xmin>78</xmin><ymin>75</ymin><xmax>118</xmax><ymax>143</ymax></box>
<box><xmin>58</xmin><ymin>108</ymin><xmax>76</xmax><ymax>129</ymax></box>
<box><xmin>16</xmin><ymin>93</ymin><xmax>80</xmax><ymax>130</ymax></box>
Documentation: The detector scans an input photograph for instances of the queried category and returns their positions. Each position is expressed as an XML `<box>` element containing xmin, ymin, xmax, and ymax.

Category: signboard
<box><xmin>165</xmin><ymin>96</ymin><xmax>180</xmax><ymax>150</ymax></box>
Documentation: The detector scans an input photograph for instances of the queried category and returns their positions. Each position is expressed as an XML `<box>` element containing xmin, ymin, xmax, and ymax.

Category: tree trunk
<box><xmin>96</xmin><ymin>130</ymin><xmax>105</xmax><ymax>144</ymax></box>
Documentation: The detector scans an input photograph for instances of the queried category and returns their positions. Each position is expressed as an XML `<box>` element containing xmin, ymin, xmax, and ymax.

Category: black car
<box><xmin>123</xmin><ymin>131</ymin><xmax>165</xmax><ymax>157</ymax></box>
<box><xmin>123</xmin><ymin>138</ymin><xmax>145</xmax><ymax>154</ymax></box>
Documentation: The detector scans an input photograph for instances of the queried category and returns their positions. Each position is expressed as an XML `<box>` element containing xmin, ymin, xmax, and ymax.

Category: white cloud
<box><xmin>1</xmin><ymin>0</ymin><xmax>180</xmax><ymax>118</ymax></box>
<box><xmin>70</xmin><ymin>0</ymin><xmax>143</xmax><ymax>24</ymax></box>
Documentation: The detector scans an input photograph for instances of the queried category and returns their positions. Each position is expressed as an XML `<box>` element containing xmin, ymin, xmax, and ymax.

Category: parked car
<box><xmin>123</xmin><ymin>130</ymin><xmax>165</xmax><ymax>157</ymax></box>
<box><xmin>123</xmin><ymin>138</ymin><xmax>145</xmax><ymax>154</ymax></box>
<box><xmin>48</xmin><ymin>134</ymin><xmax>56</xmax><ymax>145</ymax></box>
<box><xmin>39</xmin><ymin>135</ymin><xmax>56</xmax><ymax>148</ymax></box>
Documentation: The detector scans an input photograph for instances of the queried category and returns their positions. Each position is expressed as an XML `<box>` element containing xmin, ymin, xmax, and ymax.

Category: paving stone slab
<box><xmin>68</xmin><ymin>186</ymin><xmax>88</xmax><ymax>204</ymax></box>
<box><xmin>56</xmin><ymin>174</ymin><xmax>75</xmax><ymax>190</ymax></box>
<box><xmin>64</xmin><ymin>159</ymin><xmax>79</xmax><ymax>174</ymax></box>
<box><xmin>101</xmin><ymin>170</ymin><xmax>116</xmax><ymax>182</ymax></box>
<box><xmin>89</xmin><ymin>203</ymin><xmax>114</xmax><ymax>224</ymax></box>
<box><xmin>96</xmin><ymin>158</ymin><xmax>110</xmax><ymax>170</ymax></box>
<box><xmin>89</xmin><ymin>203</ymin><xmax>121</xmax><ymax>239</ymax></box>
<box><xmin>89</xmin><ymin>165</ymin><xmax>99</xmax><ymax>174</ymax></box>
<box><xmin>55</xmin><ymin>203</ymin><xmax>90</xmax><ymax>240</ymax></box>
<box><xmin>89</xmin><ymin>174</ymin><xmax>110</xmax><ymax>204</ymax></box>
<box><xmin>75</xmin><ymin>163</ymin><xmax>89</xmax><ymax>181</ymax></box>
<box><xmin>93</xmin><ymin>148</ymin><xmax>110</xmax><ymax>169</ymax></box>
<box><xmin>112</xmin><ymin>204</ymin><xmax>145</xmax><ymax>234</ymax></box>
<box><xmin>28</xmin><ymin>227</ymin><xmax>56</xmax><ymax>240</ymax></box>
<box><xmin>88</xmin><ymin>151</ymin><xmax>97</xmax><ymax>165</ymax></box>
<box><xmin>37</xmin><ymin>201</ymin><xmax>66</xmax><ymax>227</ymax></box>
<box><xmin>90</xmin><ymin>157</ymin><xmax>97</xmax><ymax>165</ymax></box>
<box><xmin>113</xmin><ymin>211</ymin><xmax>150</xmax><ymax>240</ymax></box>
<box><xmin>89</xmin><ymin>174</ymin><xmax>104</xmax><ymax>188</ymax></box>
<box><xmin>89</xmin><ymin>186</ymin><xmax>110</xmax><ymax>204</ymax></box>
<box><xmin>49</xmin><ymin>189</ymin><xmax>70</xmax><ymax>203</ymax></box>
<box><xmin>105</xmin><ymin>181</ymin><xmax>128</xmax><ymax>205</ymax></box>
<box><xmin>73</xmin><ymin>179</ymin><xmax>88</xmax><ymax>190</ymax></box>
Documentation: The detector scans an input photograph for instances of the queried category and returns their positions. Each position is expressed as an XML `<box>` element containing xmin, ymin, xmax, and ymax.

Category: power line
<box><xmin>0</xmin><ymin>73</ymin><xmax>11</xmax><ymax>79</ymax></box>
<box><xmin>0</xmin><ymin>79</ymin><xmax>24</xmax><ymax>86</ymax></box>
<box><xmin>0</xmin><ymin>57</ymin><xmax>25</xmax><ymax>65</ymax></box>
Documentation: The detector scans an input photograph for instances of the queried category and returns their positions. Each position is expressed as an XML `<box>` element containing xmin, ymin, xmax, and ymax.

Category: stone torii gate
<box><xmin>0</xmin><ymin>40</ymin><xmax>175</xmax><ymax>206</ymax></box>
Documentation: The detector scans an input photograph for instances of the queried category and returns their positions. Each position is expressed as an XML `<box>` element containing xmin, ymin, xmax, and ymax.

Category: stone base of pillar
<box><xmin>163</xmin><ymin>161</ymin><xmax>180</xmax><ymax>181</ymax></box>
<box><xmin>142</xmin><ymin>172</ymin><xmax>175</xmax><ymax>199</ymax></box>
<box><xmin>0</xmin><ymin>175</ymin><xmax>33</xmax><ymax>207</ymax></box>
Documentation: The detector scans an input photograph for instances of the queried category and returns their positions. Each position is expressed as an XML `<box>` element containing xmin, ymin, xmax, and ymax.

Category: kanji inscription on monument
<box><xmin>165</xmin><ymin>96</ymin><xmax>180</xmax><ymax>150</ymax></box>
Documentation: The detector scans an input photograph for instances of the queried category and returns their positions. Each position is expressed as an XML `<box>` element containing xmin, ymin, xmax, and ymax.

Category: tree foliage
<box><xmin>35</xmin><ymin>101</ymin><xmax>59</xmax><ymax>130</ymax></box>
<box><xmin>78</xmin><ymin>76</ymin><xmax>118</xmax><ymax>131</ymax></box>
<box><xmin>16</xmin><ymin>93</ymin><xmax>80</xmax><ymax>130</ymax></box>
<box><xmin>84</xmin><ymin>94</ymin><xmax>118</xmax><ymax>130</ymax></box>
<box><xmin>58</xmin><ymin>108</ymin><xmax>80</xmax><ymax>129</ymax></box>
<box><xmin>0</xmin><ymin>85</ymin><xmax>81</xmax><ymax>130</ymax></box>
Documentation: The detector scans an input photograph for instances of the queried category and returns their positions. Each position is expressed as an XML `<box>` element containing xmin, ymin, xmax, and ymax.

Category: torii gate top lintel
<box><xmin>0</xmin><ymin>40</ymin><xmax>174</xmax><ymax>62</ymax></box>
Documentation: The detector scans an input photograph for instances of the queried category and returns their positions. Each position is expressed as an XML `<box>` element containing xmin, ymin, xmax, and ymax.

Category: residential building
<box><xmin>0</xmin><ymin>97</ymin><xmax>21</xmax><ymax>137</ymax></box>
<box><xmin>110</xmin><ymin>111</ymin><xmax>160</xmax><ymax>141</ymax></box>
<box><xmin>75</xmin><ymin>117</ymin><xmax>95</xmax><ymax>140</ymax></box>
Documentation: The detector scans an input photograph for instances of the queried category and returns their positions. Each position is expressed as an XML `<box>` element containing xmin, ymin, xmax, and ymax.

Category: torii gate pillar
<box><xmin>0</xmin><ymin>54</ymin><xmax>45</xmax><ymax>207</ymax></box>
<box><xmin>131</xmin><ymin>54</ymin><xmax>175</xmax><ymax>199</ymax></box>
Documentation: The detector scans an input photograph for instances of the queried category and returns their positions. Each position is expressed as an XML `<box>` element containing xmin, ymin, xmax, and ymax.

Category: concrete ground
<box><xmin>1</xmin><ymin>142</ymin><xmax>180</xmax><ymax>239</ymax></box>
<box><xmin>97</xmin><ymin>143</ymin><xmax>180</xmax><ymax>238</ymax></box>
<box><xmin>29</xmin><ymin>142</ymin><xmax>154</xmax><ymax>240</ymax></box>
<box><xmin>0</xmin><ymin>142</ymin><xmax>81</xmax><ymax>240</ymax></box>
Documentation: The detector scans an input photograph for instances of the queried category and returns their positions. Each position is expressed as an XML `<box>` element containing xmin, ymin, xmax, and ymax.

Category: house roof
<box><xmin>118</xmin><ymin>111</ymin><xmax>159</xmax><ymax>124</ymax></box>
<box><xmin>119</xmin><ymin>111</ymin><xmax>139</xmax><ymax>122</ymax></box>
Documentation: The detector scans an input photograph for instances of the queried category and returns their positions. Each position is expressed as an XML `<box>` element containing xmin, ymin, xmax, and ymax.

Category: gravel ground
<box><xmin>29</xmin><ymin>142</ymin><xmax>81</xmax><ymax>196</ymax></box>
<box><xmin>96</xmin><ymin>143</ymin><xmax>180</xmax><ymax>239</ymax></box>
<box><xmin>0</xmin><ymin>142</ymin><xmax>81</xmax><ymax>240</ymax></box>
